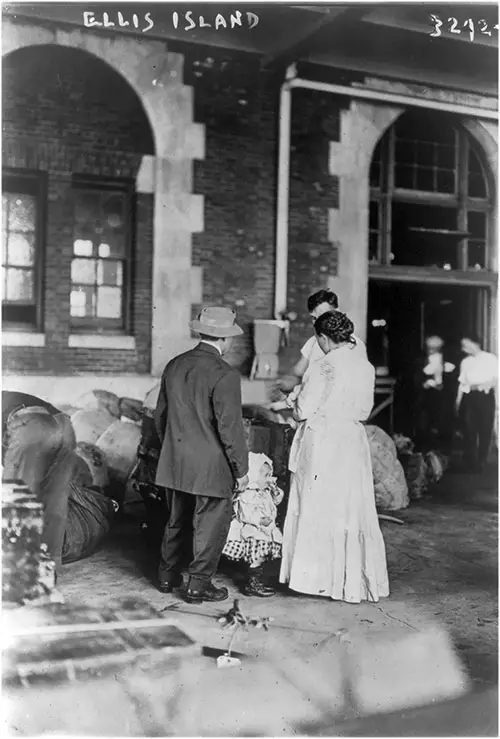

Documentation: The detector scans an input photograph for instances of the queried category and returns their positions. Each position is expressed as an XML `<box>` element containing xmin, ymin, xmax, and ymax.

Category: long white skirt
<box><xmin>280</xmin><ymin>420</ymin><xmax>389</xmax><ymax>603</ymax></box>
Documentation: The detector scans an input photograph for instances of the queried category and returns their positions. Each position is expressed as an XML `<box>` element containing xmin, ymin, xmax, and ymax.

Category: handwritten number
<box><xmin>463</xmin><ymin>19</ymin><xmax>474</xmax><ymax>41</ymax></box>
<box><xmin>448</xmin><ymin>17</ymin><xmax>461</xmax><ymax>33</ymax></box>
<box><xmin>429</xmin><ymin>14</ymin><xmax>442</xmax><ymax>37</ymax></box>
<box><xmin>479</xmin><ymin>19</ymin><xmax>491</xmax><ymax>36</ymax></box>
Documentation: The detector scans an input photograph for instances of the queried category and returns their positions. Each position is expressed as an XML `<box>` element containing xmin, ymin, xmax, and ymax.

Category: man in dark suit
<box><xmin>155</xmin><ymin>306</ymin><xmax>249</xmax><ymax>604</ymax></box>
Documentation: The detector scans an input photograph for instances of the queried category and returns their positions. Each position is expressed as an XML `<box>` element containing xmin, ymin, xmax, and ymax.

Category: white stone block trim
<box><xmin>68</xmin><ymin>334</ymin><xmax>136</xmax><ymax>350</ymax></box>
<box><xmin>2</xmin><ymin>331</ymin><xmax>46</xmax><ymax>347</ymax></box>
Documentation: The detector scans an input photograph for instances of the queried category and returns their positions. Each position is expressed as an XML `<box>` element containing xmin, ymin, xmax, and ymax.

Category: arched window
<box><xmin>369</xmin><ymin>111</ymin><xmax>493</xmax><ymax>272</ymax></box>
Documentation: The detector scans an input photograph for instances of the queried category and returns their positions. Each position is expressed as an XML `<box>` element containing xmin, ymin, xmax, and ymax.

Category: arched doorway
<box><xmin>366</xmin><ymin>109</ymin><xmax>496</xmax><ymax>433</ymax></box>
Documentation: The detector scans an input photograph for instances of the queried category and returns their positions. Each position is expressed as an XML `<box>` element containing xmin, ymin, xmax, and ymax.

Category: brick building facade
<box><xmin>2</xmin><ymin>6</ymin><xmax>498</xmax><ymax>407</ymax></box>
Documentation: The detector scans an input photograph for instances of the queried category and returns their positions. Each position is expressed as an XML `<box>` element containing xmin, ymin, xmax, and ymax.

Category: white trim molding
<box><xmin>2</xmin><ymin>331</ymin><xmax>46</xmax><ymax>347</ymax></box>
<box><xmin>68</xmin><ymin>334</ymin><xmax>136</xmax><ymax>350</ymax></box>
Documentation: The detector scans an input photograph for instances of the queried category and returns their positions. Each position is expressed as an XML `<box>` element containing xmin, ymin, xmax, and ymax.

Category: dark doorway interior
<box><xmin>367</xmin><ymin>280</ymin><xmax>487</xmax><ymax>434</ymax></box>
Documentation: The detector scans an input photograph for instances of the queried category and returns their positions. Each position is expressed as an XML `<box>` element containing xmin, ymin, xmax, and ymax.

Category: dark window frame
<box><xmin>70</xmin><ymin>175</ymin><xmax>135</xmax><ymax>334</ymax></box>
<box><xmin>2</xmin><ymin>168</ymin><xmax>46</xmax><ymax>332</ymax></box>
<box><xmin>369</xmin><ymin>120</ymin><xmax>493</xmax><ymax>272</ymax></box>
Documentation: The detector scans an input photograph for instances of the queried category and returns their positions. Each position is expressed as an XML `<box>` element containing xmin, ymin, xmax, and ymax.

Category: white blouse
<box><xmin>458</xmin><ymin>351</ymin><xmax>497</xmax><ymax>394</ymax></box>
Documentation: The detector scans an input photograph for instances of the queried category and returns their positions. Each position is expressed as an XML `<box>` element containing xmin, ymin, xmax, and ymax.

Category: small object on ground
<box><xmin>378</xmin><ymin>513</ymin><xmax>405</xmax><ymax>525</ymax></box>
<box><xmin>62</xmin><ymin>483</ymin><xmax>117</xmax><ymax>565</ymax></box>
<box><xmin>218</xmin><ymin>598</ymin><xmax>274</xmax><ymax>659</ymax></box>
<box><xmin>217</xmin><ymin>654</ymin><xmax>242</xmax><ymax>668</ymax></box>
<box><xmin>400</xmin><ymin>451</ymin><xmax>428</xmax><ymax>499</ymax></box>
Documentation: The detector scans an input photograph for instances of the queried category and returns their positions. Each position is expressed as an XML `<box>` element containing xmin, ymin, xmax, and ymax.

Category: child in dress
<box><xmin>223</xmin><ymin>452</ymin><xmax>284</xmax><ymax>597</ymax></box>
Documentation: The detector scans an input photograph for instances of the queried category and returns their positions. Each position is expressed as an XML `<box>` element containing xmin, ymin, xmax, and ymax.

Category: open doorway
<box><xmin>367</xmin><ymin>280</ymin><xmax>489</xmax><ymax>434</ymax></box>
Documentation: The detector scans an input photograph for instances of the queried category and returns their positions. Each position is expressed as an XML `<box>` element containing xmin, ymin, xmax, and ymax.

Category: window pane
<box><xmin>395</xmin><ymin>139</ymin><xmax>415</xmax><ymax>165</ymax></box>
<box><xmin>6</xmin><ymin>232</ymin><xmax>35</xmax><ymax>266</ymax></box>
<box><xmin>5</xmin><ymin>267</ymin><xmax>34</xmax><ymax>301</ymax></box>
<box><xmin>468</xmin><ymin>146</ymin><xmax>484</xmax><ymax>175</ymax></box>
<box><xmin>97</xmin><ymin>286</ymin><xmax>122</xmax><ymax>319</ymax></box>
<box><xmin>71</xmin><ymin>258</ymin><xmax>96</xmax><ymax>285</ymax></box>
<box><xmin>7</xmin><ymin>194</ymin><xmax>36</xmax><ymax>232</ymax></box>
<box><xmin>369</xmin><ymin>201</ymin><xmax>379</xmax><ymax>231</ymax></box>
<box><xmin>415</xmin><ymin>167</ymin><xmax>434</xmax><ymax>192</ymax></box>
<box><xmin>468</xmin><ymin>211</ymin><xmax>486</xmax><ymax>238</ymax></box>
<box><xmin>391</xmin><ymin>202</ymin><xmax>458</xmax><ymax>268</ymax></box>
<box><xmin>369</xmin><ymin>231</ymin><xmax>379</xmax><ymax>263</ymax></box>
<box><xmin>437</xmin><ymin>146</ymin><xmax>456</xmax><ymax>169</ymax></box>
<box><xmin>98</xmin><ymin>236</ymin><xmax>125</xmax><ymax>259</ymax></box>
<box><xmin>71</xmin><ymin>286</ymin><xmax>95</xmax><ymax>317</ymax></box>
<box><xmin>395</xmin><ymin>165</ymin><xmax>415</xmax><ymax>189</ymax></box>
<box><xmin>74</xmin><ymin>191</ymin><xmax>101</xmax><ymax>225</ymax></box>
<box><xmin>468</xmin><ymin>173</ymin><xmax>487</xmax><ymax>199</ymax></box>
<box><xmin>468</xmin><ymin>241</ymin><xmax>486</xmax><ymax>269</ymax></box>
<box><xmin>369</xmin><ymin>161</ymin><xmax>380</xmax><ymax>188</ymax></box>
<box><xmin>73</xmin><ymin>239</ymin><xmax>94</xmax><ymax>256</ymax></box>
<box><xmin>97</xmin><ymin>259</ymin><xmax>123</xmax><ymax>287</ymax></box>
<box><xmin>436</xmin><ymin>170</ymin><xmax>455</xmax><ymax>194</ymax></box>
<box><xmin>2</xmin><ymin>229</ymin><xmax>7</xmax><ymax>264</ymax></box>
<box><xmin>102</xmin><ymin>192</ymin><xmax>126</xmax><ymax>230</ymax></box>
<box><xmin>415</xmin><ymin>142</ymin><xmax>434</xmax><ymax>167</ymax></box>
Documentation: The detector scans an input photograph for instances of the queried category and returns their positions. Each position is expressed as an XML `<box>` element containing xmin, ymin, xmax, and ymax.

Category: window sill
<box><xmin>2</xmin><ymin>331</ymin><xmax>46</xmax><ymax>347</ymax></box>
<box><xmin>68</xmin><ymin>334</ymin><xmax>136</xmax><ymax>350</ymax></box>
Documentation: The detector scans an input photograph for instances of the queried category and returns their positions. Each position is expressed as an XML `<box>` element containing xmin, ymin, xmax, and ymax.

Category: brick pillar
<box><xmin>327</xmin><ymin>102</ymin><xmax>402</xmax><ymax>341</ymax></box>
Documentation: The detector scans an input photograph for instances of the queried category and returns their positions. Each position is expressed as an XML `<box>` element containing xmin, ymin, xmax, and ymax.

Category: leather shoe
<box><xmin>184</xmin><ymin>582</ymin><xmax>229</xmax><ymax>604</ymax></box>
<box><xmin>243</xmin><ymin>572</ymin><xmax>276</xmax><ymax>598</ymax></box>
<box><xmin>158</xmin><ymin>574</ymin><xmax>184</xmax><ymax>593</ymax></box>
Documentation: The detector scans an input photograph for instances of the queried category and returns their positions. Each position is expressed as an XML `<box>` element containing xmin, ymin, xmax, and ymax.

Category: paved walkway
<box><xmin>60</xmin><ymin>464</ymin><xmax>498</xmax><ymax>690</ymax></box>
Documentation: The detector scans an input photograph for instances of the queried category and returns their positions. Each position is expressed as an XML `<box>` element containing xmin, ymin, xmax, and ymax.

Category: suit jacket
<box><xmin>154</xmin><ymin>343</ymin><xmax>249</xmax><ymax>498</ymax></box>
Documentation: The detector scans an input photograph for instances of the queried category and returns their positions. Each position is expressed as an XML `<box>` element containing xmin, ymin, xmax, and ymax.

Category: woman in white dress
<box><xmin>271</xmin><ymin>311</ymin><xmax>389</xmax><ymax>604</ymax></box>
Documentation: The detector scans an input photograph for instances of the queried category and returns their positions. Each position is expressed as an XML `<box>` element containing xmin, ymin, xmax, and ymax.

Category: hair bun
<box><xmin>314</xmin><ymin>311</ymin><xmax>354</xmax><ymax>343</ymax></box>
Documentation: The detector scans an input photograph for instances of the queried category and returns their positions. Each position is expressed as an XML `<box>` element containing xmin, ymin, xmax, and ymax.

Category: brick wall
<box><xmin>185</xmin><ymin>49</ymin><xmax>278</xmax><ymax>375</ymax></box>
<box><xmin>3</xmin><ymin>40</ymin><xmax>343</xmax><ymax>377</ymax></box>
<box><xmin>185</xmin><ymin>48</ymin><xmax>342</xmax><ymax>373</ymax></box>
<box><xmin>284</xmin><ymin>88</ymin><xmax>342</xmax><ymax>369</ymax></box>
<box><xmin>2</xmin><ymin>44</ymin><xmax>154</xmax><ymax>375</ymax></box>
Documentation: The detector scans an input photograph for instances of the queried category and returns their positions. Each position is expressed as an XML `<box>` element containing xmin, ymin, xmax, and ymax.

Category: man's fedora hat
<box><xmin>190</xmin><ymin>306</ymin><xmax>243</xmax><ymax>338</ymax></box>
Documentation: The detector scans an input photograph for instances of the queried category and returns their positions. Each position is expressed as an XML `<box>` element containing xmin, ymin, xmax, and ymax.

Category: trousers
<box><xmin>2</xmin><ymin>408</ymin><xmax>76</xmax><ymax>569</ymax></box>
<box><xmin>416</xmin><ymin>387</ymin><xmax>454</xmax><ymax>454</ymax></box>
<box><xmin>159</xmin><ymin>489</ymin><xmax>232</xmax><ymax>590</ymax></box>
<box><xmin>461</xmin><ymin>390</ymin><xmax>496</xmax><ymax>468</ymax></box>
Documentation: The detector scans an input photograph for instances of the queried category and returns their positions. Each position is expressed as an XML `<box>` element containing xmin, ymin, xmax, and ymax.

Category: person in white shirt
<box><xmin>275</xmin><ymin>290</ymin><xmax>367</xmax><ymax>393</ymax></box>
<box><xmin>456</xmin><ymin>333</ymin><xmax>497</xmax><ymax>472</ymax></box>
<box><xmin>414</xmin><ymin>334</ymin><xmax>457</xmax><ymax>454</ymax></box>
